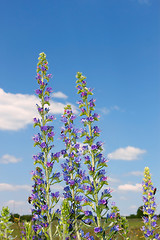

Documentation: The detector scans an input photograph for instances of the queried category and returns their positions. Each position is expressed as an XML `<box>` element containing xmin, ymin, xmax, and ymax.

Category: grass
<box><xmin>11</xmin><ymin>219</ymin><xmax>160</xmax><ymax>240</ymax></box>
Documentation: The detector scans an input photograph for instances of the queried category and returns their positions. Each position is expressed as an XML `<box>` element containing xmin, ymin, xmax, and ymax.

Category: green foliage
<box><xmin>56</xmin><ymin>199</ymin><xmax>71</xmax><ymax>240</ymax></box>
<box><xmin>21</xmin><ymin>221</ymin><xmax>34</xmax><ymax>240</ymax></box>
<box><xmin>0</xmin><ymin>207</ymin><xmax>15</xmax><ymax>240</ymax></box>
<box><xmin>20</xmin><ymin>215</ymin><xmax>32</xmax><ymax>222</ymax></box>
<box><xmin>136</xmin><ymin>206</ymin><xmax>143</xmax><ymax>218</ymax></box>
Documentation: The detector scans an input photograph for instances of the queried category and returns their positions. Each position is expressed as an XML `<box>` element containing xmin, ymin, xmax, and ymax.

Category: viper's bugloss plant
<box><xmin>56</xmin><ymin>199</ymin><xmax>71</xmax><ymax>240</ymax></box>
<box><xmin>60</xmin><ymin>105</ymin><xmax>84</xmax><ymax>240</ymax></box>
<box><xmin>76</xmin><ymin>72</ymin><xmax>119</xmax><ymax>240</ymax></box>
<box><xmin>30</xmin><ymin>52</ymin><xmax>60</xmax><ymax>240</ymax></box>
<box><xmin>21</xmin><ymin>221</ymin><xmax>34</xmax><ymax>240</ymax></box>
<box><xmin>142</xmin><ymin>167</ymin><xmax>160</xmax><ymax>239</ymax></box>
<box><xmin>0</xmin><ymin>206</ymin><xmax>14</xmax><ymax>240</ymax></box>
<box><xmin>108</xmin><ymin>203</ymin><xmax>130</xmax><ymax>240</ymax></box>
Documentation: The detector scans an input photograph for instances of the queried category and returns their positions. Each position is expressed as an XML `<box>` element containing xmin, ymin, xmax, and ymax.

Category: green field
<box><xmin>11</xmin><ymin>219</ymin><xmax>160</xmax><ymax>240</ymax></box>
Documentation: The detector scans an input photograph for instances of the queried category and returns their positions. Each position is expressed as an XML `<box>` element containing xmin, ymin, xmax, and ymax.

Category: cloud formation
<box><xmin>0</xmin><ymin>88</ymin><xmax>76</xmax><ymax>131</ymax></box>
<box><xmin>6</xmin><ymin>200</ymin><xmax>25</xmax><ymax>206</ymax></box>
<box><xmin>128</xmin><ymin>171</ymin><xmax>143</xmax><ymax>176</ymax></box>
<box><xmin>4</xmin><ymin>200</ymin><xmax>31</xmax><ymax>215</ymax></box>
<box><xmin>118</xmin><ymin>183</ymin><xmax>142</xmax><ymax>192</ymax></box>
<box><xmin>0</xmin><ymin>154</ymin><xmax>22</xmax><ymax>164</ymax></box>
<box><xmin>108</xmin><ymin>146</ymin><xmax>146</xmax><ymax>161</ymax></box>
<box><xmin>52</xmin><ymin>91</ymin><xmax>68</xmax><ymax>99</ymax></box>
<box><xmin>100</xmin><ymin>105</ymin><xmax>122</xmax><ymax>115</ymax></box>
<box><xmin>0</xmin><ymin>183</ymin><xmax>31</xmax><ymax>191</ymax></box>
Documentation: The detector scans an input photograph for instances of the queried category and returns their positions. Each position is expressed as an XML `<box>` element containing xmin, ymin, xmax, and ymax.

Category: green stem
<box><xmin>41</xmin><ymin>73</ymin><xmax>53</xmax><ymax>240</ymax></box>
<box><xmin>69</xmin><ymin>130</ymin><xmax>81</xmax><ymax>240</ymax></box>
<box><xmin>86</xmin><ymin>100</ymin><xmax>102</xmax><ymax>235</ymax></box>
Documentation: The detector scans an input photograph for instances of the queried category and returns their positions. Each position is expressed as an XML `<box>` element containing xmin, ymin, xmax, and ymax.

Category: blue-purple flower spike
<box><xmin>60</xmin><ymin>105</ymin><xmax>83</xmax><ymax>239</ymax></box>
<box><xmin>142</xmin><ymin>167</ymin><xmax>160</xmax><ymax>239</ymax></box>
<box><xmin>30</xmin><ymin>53</ymin><xmax>60</xmax><ymax>240</ymax></box>
<box><xmin>76</xmin><ymin>72</ymin><xmax>121</xmax><ymax>240</ymax></box>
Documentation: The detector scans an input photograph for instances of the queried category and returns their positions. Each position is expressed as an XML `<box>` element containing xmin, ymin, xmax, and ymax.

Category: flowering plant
<box><xmin>142</xmin><ymin>167</ymin><xmax>160</xmax><ymax>239</ymax></box>
<box><xmin>76</xmin><ymin>72</ymin><xmax>122</xmax><ymax>240</ymax></box>
<box><xmin>0</xmin><ymin>206</ymin><xmax>14</xmax><ymax>240</ymax></box>
<box><xmin>2</xmin><ymin>53</ymin><xmax>159</xmax><ymax>240</ymax></box>
<box><xmin>30</xmin><ymin>52</ymin><xmax>61</xmax><ymax>240</ymax></box>
<box><xmin>60</xmin><ymin>104</ymin><xmax>85</xmax><ymax>239</ymax></box>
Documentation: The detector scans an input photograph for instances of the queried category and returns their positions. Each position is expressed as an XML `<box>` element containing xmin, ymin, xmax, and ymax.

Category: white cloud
<box><xmin>6</xmin><ymin>200</ymin><xmax>25</xmax><ymax>206</ymax></box>
<box><xmin>0</xmin><ymin>88</ymin><xmax>76</xmax><ymax>131</ymax></box>
<box><xmin>100</xmin><ymin>105</ymin><xmax>122</xmax><ymax>115</ymax></box>
<box><xmin>108</xmin><ymin>177</ymin><xmax>119</xmax><ymax>183</ymax></box>
<box><xmin>0</xmin><ymin>154</ymin><xmax>22</xmax><ymax>164</ymax></box>
<box><xmin>108</xmin><ymin>146</ymin><xmax>146</xmax><ymax>161</ymax></box>
<box><xmin>111</xmin><ymin>105</ymin><xmax>120</xmax><ymax>111</ymax></box>
<box><xmin>3</xmin><ymin>200</ymin><xmax>31</xmax><ymax>215</ymax></box>
<box><xmin>52</xmin><ymin>91</ymin><xmax>68</xmax><ymax>99</ymax></box>
<box><xmin>100</xmin><ymin>107</ymin><xmax>110</xmax><ymax>115</ymax></box>
<box><xmin>118</xmin><ymin>183</ymin><xmax>142</xmax><ymax>192</ymax></box>
<box><xmin>0</xmin><ymin>183</ymin><xmax>31</xmax><ymax>192</ymax></box>
<box><xmin>128</xmin><ymin>171</ymin><xmax>143</xmax><ymax>176</ymax></box>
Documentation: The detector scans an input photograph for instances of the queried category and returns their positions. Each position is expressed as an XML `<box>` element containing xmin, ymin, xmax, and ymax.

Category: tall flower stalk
<box><xmin>142</xmin><ymin>167</ymin><xmax>160</xmax><ymax>239</ymax></box>
<box><xmin>60</xmin><ymin>105</ymin><xmax>84</xmax><ymax>240</ymax></box>
<box><xmin>76</xmin><ymin>72</ymin><xmax>119</xmax><ymax>240</ymax></box>
<box><xmin>30</xmin><ymin>52</ymin><xmax>60</xmax><ymax>240</ymax></box>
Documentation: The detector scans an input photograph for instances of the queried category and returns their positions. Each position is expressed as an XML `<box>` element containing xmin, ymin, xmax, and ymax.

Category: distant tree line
<box><xmin>127</xmin><ymin>206</ymin><xmax>160</xmax><ymax>219</ymax></box>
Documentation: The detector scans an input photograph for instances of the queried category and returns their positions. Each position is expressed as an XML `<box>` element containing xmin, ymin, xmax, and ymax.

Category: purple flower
<box><xmin>35</xmin><ymin>89</ymin><xmax>42</xmax><ymax>95</ymax></box>
<box><xmin>46</xmin><ymin>162</ymin><xmax>53</xmax><ymax>168</ymax></box>
<box><xmin>37</xmin><ymin>179</ymin><xmax>43</xmax><ymax>185</ymax></box>
<box><xmin>41</xmin><ymin>126</ymin><xmax>48</xmax><ymax>132</ymax></box>
<box><xmin>69</xmin><ymin>179</ymin><xmax>75</xmax><ymax>186</ymax></box>
<box><xmin>81</xmin><ymin>92</ymin><xmax>87</xmax><ymax>97</ymax></box>
<box><xmin>87</xmin><ymin>116</ymin><xmax>94</xmax><ymax>122</ymax></box>
<box><xmin>45</xmin><ymin>87</ymin><xmax>53</xmax><ymax>93</ymax></box>
<box><xmin>44</xmin><ymin>96</ymin><xmax>50</xmax><ymax>102</ymax></box>
<box><xmin>33</xmin><ymin>134</ymin><xmax>41</xmax><ymax>143</ymax></box>
<box><xmin>98</xmin><ymin>199</ymin><xmax>107</xmax><ymax>205</ymax></box>
<box><xmin>40</xmin><ymin>142</ymin><xmax>47</xmax><ymax>148</ymax></box>
<box><xmin>91</xmin><ymin>145</ymin><xmax>97</xmax><ymax>150</ymax></box>
<box><xmin>84</xmin><ymin>219</ymin><xmax>93</xmax><ymax>224</ymax></box>
<box><xmin>46</xmin><ymin>74</ymin><xmax>52</xmax><ymax>78</ymax></box>
<box><xmin>52</xmin><ymin>172</ymin><xmax>60</xmax><ymax>179</ymax></box>
<box><xmin>51</xmin><ymin>192</ymin><xmax>59</xmax><ymax>198</ymax></box>
<box><xmin>41</xmin><ymin>205</ymin><xmax>48</xmax><ymax>210</ymax></box>
<box><xmin>94</xmin><ymin>227</ymin><xmax>103</xmax><ymax>233</ymax></box>
<box><xmin>75</xmin><ymin>195</ymin><xmax>83</xmax><ymax>202</ymax></box>
<box><xmin>61</xmin><ymin>149</ymin><xmax>67</xmax><ymax>155</ymax></box>
<box><xmin>48</xmin><ymin>131</ymin><xmax>55</xmax><ymax>138</ymax></box>
<box><xmin>46</xmin><ymin>115</ymin><xmax>55</xmax><ymax>120</ymax></box>
<box><xmin>92</xmin><ymin>113</ymin><xmax>100</xmax><ymax>119</ymax></box>
<box><xmin>84</xmin><ymin>211</ymin><xmax>92</xmax><ymax>216</ymax></box>
<box><xmin>41</xmin><ymin>66</ymin><xmax>46</xmax><ymax>71</ymax></box>
<box><xmin>111</xmin><ymin>225</ymin><xmax>119</xmax><ymax>232</ymax></box>
<box><xmin>33</xmin><ymin>118</ymin><xmax>40</xmax><ymax>124</ymax></box>
<box><xmin>53</xmin><ymin>152</ymin><xmax>61</xmax><ymax>158</ymax></box>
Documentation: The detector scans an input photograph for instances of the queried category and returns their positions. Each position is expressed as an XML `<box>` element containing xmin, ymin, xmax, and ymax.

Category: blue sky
<box><xmin>0</xmin><ymin>0</ymin><xmax>159</xmax><ymax>216</ymax></box>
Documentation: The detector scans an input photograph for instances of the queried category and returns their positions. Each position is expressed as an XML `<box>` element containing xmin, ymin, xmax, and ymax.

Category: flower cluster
<box><xmin>30</xmin><ymin>52</ymin><xmax>60</xmax><ymax>240</ymax></box>
<box><xmin>142</xmin><ymin>167</ymin><xmax>160</xmax><ymax>239</ymax></box>
<box><xmin>76</xmin><ymin>72</ymin><xmax>119</xmax><ymax>239</ymax></box>
<box><xmin>60</xmin><ymin>105</ymin><xmax>84</xmax><ymax>239</ymax></box>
